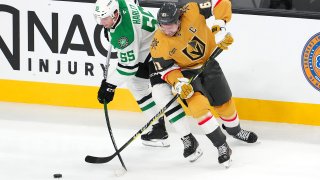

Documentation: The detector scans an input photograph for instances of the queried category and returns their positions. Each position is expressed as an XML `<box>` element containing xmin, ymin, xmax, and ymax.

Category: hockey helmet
<box><xmin>94</xmin><ymin>0</ymin><xmax>119</xmax><ymax>24</ymax></box>
<box><xmin>157</xmin><ymin>2</ymin><xmax>180</xmax><ymax>25</ymax></box>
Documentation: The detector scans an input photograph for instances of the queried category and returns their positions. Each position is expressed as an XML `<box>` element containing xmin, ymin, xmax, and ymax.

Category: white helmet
<box><xmin>94</xmin><ymin>0</ymin><xmax>119</xmax><ymax>25</ymax></box>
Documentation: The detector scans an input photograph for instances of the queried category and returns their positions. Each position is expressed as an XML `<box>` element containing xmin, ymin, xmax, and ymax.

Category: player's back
<box><xmin>109</xmin><ymin>0</ymin><xmax>157</xmax><ymax>51</ymax></box>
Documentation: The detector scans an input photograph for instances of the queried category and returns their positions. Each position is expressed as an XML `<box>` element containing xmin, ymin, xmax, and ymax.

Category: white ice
<box><xmin>0</xmin><ymin>102</ymin><xmax>319</xmax><ymax>180</ymax></box>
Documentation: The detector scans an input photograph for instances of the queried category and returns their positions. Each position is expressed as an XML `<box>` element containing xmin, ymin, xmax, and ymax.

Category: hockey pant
<box><xmin>152</xmin><ymin>83</ymin><xmax>191</xmax><ymax>137</ymax></box>
<box><xmin>182</xmin><ymin>60</ymin><xmax>240</xmax><ymax>129</ymax></box>
<box><xmin>126</xmin><ymin>77</ymin><xmax>160</xmax><ymax>121</ymax></box>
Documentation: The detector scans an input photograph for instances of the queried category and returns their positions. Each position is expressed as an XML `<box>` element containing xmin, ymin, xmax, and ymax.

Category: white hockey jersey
<box><xmin>106</xmin><ymin>0</ymin><xmax>157</xmax><ymax>86</ymax></box>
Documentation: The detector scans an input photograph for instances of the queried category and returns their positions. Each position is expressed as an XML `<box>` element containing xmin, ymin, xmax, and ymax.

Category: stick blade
<box><xmin>85</xmin><ymin>155</ymin><xmax>113</xmax><ymax>164</ymax></box>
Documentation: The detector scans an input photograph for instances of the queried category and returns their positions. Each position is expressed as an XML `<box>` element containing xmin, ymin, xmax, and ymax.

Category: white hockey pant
<box><xmin>127</xmin><ymin>76</ymin><xmax>160</xmax><ymax>121</ymax></box>
<box><xmin>152</xmin><ymin>83</ymin><xmax>191</xmax><ymax>137</ymax></box>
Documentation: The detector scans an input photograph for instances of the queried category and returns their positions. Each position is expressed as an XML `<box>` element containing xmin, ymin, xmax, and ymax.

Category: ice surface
<box><xmin>0</xmin><ymin>102</ymin><xmax>319</xmax><ymax>180</ymax></box>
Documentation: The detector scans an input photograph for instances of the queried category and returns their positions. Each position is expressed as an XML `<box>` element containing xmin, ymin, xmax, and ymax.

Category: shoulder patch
<box><xmin>151</xmin><ymin>38</ymin><xmax>159</xmax><ymax>50</ymax></box>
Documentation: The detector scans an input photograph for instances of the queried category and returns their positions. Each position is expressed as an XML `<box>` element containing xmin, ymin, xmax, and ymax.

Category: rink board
<box><xmin>1</xmin><ymin>79</ymin><xmax>320</xmax><ymax>126</ymax></box>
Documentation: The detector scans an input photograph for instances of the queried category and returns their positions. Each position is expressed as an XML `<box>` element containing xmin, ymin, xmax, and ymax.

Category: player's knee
<box><xmin>152</xmin><ymin>83</ymin><xmax>173</xmax><ymax>107</ymax></box>
<box><xmin>214</xmin><ymin>99</ymin><xmax>236</xmax><ymax>118</ymax></box>
<box><xmin>127</xmin><ymin>78</ymin><xmax>151</xmax><ymax>98</ymax></box>
<box><xmin>187</xmin><ymin>92</ymin><xmax>211</xmax><ymax>118</ymax></box>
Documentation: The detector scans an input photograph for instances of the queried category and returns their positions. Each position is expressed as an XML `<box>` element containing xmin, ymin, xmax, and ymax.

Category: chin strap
<box><xmin>110</xmin><ymin>12</ymin><xmax>120</xmax><ymax>28</ymax></box>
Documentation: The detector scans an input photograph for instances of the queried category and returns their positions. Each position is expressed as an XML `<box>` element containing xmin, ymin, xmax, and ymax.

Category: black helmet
<box><xmin>157</xmin><ymin>3</ymin><xmax>180</xmax><ymax>25</ymax></box>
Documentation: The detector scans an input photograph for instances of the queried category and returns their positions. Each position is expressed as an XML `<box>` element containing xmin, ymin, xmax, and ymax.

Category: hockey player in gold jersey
<box><xmin>150</xmin><ymin>1</ymin><xmax>258</xmax><ymax>167</ymax></box>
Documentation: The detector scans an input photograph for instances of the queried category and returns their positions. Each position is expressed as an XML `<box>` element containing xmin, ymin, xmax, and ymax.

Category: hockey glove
<box><xmin>211</xmin><ymin>20</ymin><xmax>234</xmax><ymax>50</ymax></box>
<box><xmin>211</xmin><ymin>20</ymin><xmax>226</xmax><ymax>35</ymax></box>
<box><xmin>97</xmin><ymin>79</ymin><xmax>117</xmax><ymax>104</ymax></box>
<box><xmin>173</xmin><ymin>78</ymin><xmax>194</xmax><ymax>99</ymax></box>
<box><xmin>217</xmin><ymin>33</ymin><xmax>234</xmax><ymax>50</ymax></box>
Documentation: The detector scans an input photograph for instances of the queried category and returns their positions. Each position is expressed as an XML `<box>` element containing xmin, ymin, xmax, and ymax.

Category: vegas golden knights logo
<box><xmin>182</xmin><ymin>36</ymin><xmax>205</xmax><ymax>61</ymax></box>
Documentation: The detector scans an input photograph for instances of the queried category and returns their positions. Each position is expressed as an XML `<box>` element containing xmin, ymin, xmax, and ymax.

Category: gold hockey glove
<box><xmin>173</xmin><ymin>78</ymin><xmax>194</xmax><ymax>99</ymax></box>
<box><xmin>217</xmin><ymin>33</ymin><xmax>234</xmax><ymax>50</ymax></box>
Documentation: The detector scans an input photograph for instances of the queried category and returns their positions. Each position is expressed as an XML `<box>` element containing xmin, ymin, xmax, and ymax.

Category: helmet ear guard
<box><xmin>94</xmin><ymin>0</ymin><xmax>119</xmax><ymax>25</ymax></box>
<box><xmin>157</xmin><ymin>2</ymin><xmax>180</xmax><ymax>25</ymax></box>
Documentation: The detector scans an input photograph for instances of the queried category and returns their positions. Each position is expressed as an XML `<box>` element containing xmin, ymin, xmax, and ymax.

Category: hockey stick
<box><xmin>103</xmin><ymin>101</ymin><xmax>127</xmax><ymax>170</ymax></box>
<box><xmin>85</xmin><ymin>47</ymin><xmax>223</xmax><ymax>164</ymax></box>
<box><xmin>86</xmin><ymin>0</ymin><xmax>144</xmax><ymax>169</ymax></box>
<box><xmin>92</xmin><ymin>43</ymin><xmax>127</xmax><ymax>170</ymax></box>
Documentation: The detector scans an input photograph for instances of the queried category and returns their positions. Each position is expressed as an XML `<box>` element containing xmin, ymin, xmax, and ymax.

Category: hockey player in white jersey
<box><xmin>93</xmin><ymin>0</ymin><xmax>202</xmax><ymax>162</ymax></box>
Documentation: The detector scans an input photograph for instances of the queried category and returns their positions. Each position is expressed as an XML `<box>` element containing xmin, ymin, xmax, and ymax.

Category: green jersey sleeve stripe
<box><xmin>116</xmin><ymin>69</ymin><xmax>137</xmax><ymax>76</ymax></box>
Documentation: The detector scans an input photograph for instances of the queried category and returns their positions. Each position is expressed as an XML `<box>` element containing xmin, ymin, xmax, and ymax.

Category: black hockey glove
<box><xmin>97</xmin><ymin>79</ymin><xmax>117</xmax><ymax>104</ymax></box>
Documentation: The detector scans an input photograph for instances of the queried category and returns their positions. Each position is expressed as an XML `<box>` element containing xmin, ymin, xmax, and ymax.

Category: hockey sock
<box><xmin>171</xmin><ymin>118</ymin><xmax>191</xmax><ymax>137</ymax></box>
<box><xmin>220</xmin><ymin>113</ymin><xmax>240</xmax><ymax>129</ymax></box>
<box><xmin>198</xmin><ymin>112</ymin><xmax>219</xmax><ymax>134</ymax></box>
<box><xmin>206</xmin><ymin>127</ymin><xmax>227</xmax><ymax>147</ymax></box>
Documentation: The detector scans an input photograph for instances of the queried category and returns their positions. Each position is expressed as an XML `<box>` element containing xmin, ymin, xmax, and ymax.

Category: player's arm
<box><xmin>107</xmin><ymin>49</ymin><xmax>140</xmax><ymax>87</ymax></box>
<box><xmin>152</xmin><ymin>57</ymin><xmax>193</xmax><ymax>99</ymax></box>
<box><xmin>207</xmin><ymin>0</ymin><xmax>233</xmax><ymax>50</ymax></box>
<box><xmin>197</xmin><ymin>1</ymin><xmax>213</xmax><ymax>19</ymax></box>
<box><xmin>209</xmin><ymin>0</ymin><xmax>232</xmax><ymax>34</ymax></box>
<box><xmin>152</xmin><ymin>57</ymin><xmax>182</xmax><ymax>85</ymax></box>
<box><xmin>197</xmin><ymin>0</ymin><xmax>231</xmax><ymax>22</ymax></box>
<box><xmin>212</xmin><ymin>0</ymin><xmax>232</xmax><ymax>23</ymax></box>
<box><xmin>99</xmin><ymin>45</ymin><xmax>140</xmax><ymax>104</ymax></box>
